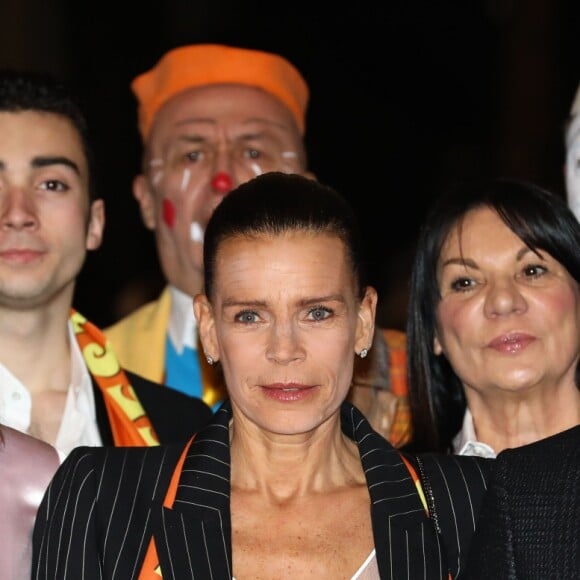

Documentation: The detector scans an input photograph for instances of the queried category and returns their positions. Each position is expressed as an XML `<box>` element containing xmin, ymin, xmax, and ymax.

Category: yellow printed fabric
<box><xmin>71</xmin><ymin>309</ymin><xmax>160</xmax><ymax>447</ymax></box>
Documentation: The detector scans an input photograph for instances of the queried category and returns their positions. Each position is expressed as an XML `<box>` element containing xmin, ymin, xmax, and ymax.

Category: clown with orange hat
<box><xmin>105</xmin><ymin>44</ymin><xmax>314</xmax><ymax>409</ymax></box>
<box><xmin>105</xmin><ymin>44</ymin><xmax>411</xmax><ymax>446</ymax></box>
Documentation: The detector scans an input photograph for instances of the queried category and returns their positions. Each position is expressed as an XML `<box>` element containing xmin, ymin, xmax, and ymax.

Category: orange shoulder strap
<box><xmin>400</xmin><ymin>453</ymin><xmax>429</xmax><ymax>516</ymax></box>
<box><xmin>399</xmin><ymin>454</ymin><xmax>453</xmax><ymax>580</ymax></box>
<box><xmin>138</xmin><ymin>436</ymin><xmax>196</xmax><ymax>579</ymax></box>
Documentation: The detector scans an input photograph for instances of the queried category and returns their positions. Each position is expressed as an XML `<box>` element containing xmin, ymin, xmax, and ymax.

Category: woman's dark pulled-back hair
<box><xmin>203</xmin><ymin>171</ymin><xmax>368</xmax><ymax>300</ymax></box>
<box><xmin>0</xmin><ymin>68</ymin><xmax>98</xmax><ymax>201</ymax></box>
<box><xmin>407</xmin><ymin>179</ymin><xmax>580</xmax><ymax>452</ymax></box>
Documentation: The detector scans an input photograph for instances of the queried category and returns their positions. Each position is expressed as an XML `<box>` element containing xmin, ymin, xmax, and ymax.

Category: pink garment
<box><xmin>0</xmin><ymin>425</ymin><xmax>60</xmax><ymax>580</ymax></box>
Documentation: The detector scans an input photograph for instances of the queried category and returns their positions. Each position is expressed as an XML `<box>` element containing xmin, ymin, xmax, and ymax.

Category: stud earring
<box><xmin>206</xmin><ymin>355</ymin><xmax>214</xmax><ymax>366</ymax></box>
<box><xmin>359</xmin><ymin>348</ymin><xmax>368</xmax><ymax>359</ymax></box>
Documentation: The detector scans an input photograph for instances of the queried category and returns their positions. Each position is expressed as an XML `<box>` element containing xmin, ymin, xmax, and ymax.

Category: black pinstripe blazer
<box><xmin>32</xmin><ymin>402</ymin><xmax>492</xmax><ymax>580</ymax></box>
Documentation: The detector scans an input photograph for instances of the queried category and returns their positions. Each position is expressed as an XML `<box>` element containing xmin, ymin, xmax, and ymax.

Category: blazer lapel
<box><xmin>342</xmin><ymin>403</ymin><xmax>447</xmax><ymax>579</ymax></box>
<box><xmin>154</xmin><ymin>404</ymin><xmax>233</xmax><ymax>580</ymax></box>
<box><xmin>152</xmin><ymin>402</ymin><xmax>447</xmax><ymax>580</ymax></box>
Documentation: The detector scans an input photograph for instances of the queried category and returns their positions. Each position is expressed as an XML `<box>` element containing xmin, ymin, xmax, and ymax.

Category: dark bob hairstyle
<box><xmin>406</xmin><ymin>179</ymin><xmax>580</xmax><ymax>452</ymax></box>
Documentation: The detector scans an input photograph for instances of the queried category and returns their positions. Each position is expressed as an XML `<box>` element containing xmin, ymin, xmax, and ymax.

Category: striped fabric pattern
<box><xmin>32</xmin><ymin>402</ymin><xmax>492</xmax><ymax>579</ymax></box>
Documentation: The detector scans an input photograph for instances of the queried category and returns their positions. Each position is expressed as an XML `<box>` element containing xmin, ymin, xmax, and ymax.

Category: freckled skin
<box><xmin>195</xmin><ymin>231</ymin><xmax>376</xmax><ymax>436</ymax></box>
<box><xmin>193</xmin><ymin>229</ymin><xmax>378</xmax><ymax>579</ymax></box>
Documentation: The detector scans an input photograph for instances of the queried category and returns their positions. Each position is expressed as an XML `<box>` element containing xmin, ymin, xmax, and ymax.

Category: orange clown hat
<box><xmin>132</xmin><ymin>43</ymin><xmax>309</xmax><ymax>140</ymax></box>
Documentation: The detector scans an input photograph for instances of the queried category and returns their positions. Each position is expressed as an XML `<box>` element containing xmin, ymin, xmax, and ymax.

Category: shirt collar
<box><xmin>168</xmin><ymin>285</ymin><xmax>197</xmax><ymax>353</ymax></box>
<box><xmin>452</xmin><ymin>408</ymin><xmax>497</xmax><ymax>458</ymax></box>
<box><xmin>55</xmin><ymin>321</ymin><xmax>101</xmax><ymax>457</ymax></box>
<box><xmin>0</xmin><ymin>320</ymin><xmax>101</xmax><ymax>457</ymax></box>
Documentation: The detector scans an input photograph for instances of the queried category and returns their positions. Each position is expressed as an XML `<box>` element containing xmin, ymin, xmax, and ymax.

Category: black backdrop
<box><xmin>2</xmin><ymin>1</ymin><xmax>578</xmax><ymax>329</ymax></box>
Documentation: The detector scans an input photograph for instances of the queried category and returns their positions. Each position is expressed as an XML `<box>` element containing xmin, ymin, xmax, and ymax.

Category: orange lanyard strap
<box><xmin>138</xmin><ymin>436</ymin><xmax>196</xmax><ymax>579</ymax></box>
<box><xmin>71</xmin><ymin>309</ymin><xmax>160</xmax><ymax>447</ymax></box>
<box><xmin>400</xmin><ymin>454</ymin><xmax>453</xmax><ymax>580</ymax></box>
<box><xmin>400</xmin><ymin>453</ymin><xmax>429</xmax><ymax>516</ymax></box>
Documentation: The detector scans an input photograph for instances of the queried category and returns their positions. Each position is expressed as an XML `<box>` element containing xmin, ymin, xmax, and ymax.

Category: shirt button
<box><xmin>11</xmin><ymin>391</ymin><xmax>22</xmax><ymax>401</ymax></box>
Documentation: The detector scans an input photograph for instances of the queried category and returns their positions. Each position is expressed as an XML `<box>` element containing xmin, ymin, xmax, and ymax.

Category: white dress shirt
<box><xmin>168</xmin><ymin>285</ymin><xmax>198</xmax><ymax>353</ymax></box>
<box><xmin>452</xmin><ymin>408</ymin><xmax>497</xmax><ymax>458</ymax></box>
<box><xmin>0</xmin><ymin>320</ymin><xmax>102</xmax><ymax>458</ymax></box>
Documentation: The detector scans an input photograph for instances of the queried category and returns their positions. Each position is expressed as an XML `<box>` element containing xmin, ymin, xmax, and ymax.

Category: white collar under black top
<box><xmin>168</xmin><ymin>285</ymin><xmax>198</xmax><ymax>353</ymax></box>
<box><xmin>452</xmin><ymin>408</ymin><xmax>497</xmax><ymax>458</ymax></box>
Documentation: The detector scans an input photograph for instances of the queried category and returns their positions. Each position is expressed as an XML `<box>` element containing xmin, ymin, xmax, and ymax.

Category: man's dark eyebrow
<box><xmin>31</xmin><ymin>156</ymin><xmax>80</xmax><ymax>175</ymax></box>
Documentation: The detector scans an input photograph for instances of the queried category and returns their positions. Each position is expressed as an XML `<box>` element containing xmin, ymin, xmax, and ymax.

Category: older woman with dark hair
<box><xmin>406</xmin><ymin>179</ymin><xmax>580</xmax><ymax>455</ymax></box>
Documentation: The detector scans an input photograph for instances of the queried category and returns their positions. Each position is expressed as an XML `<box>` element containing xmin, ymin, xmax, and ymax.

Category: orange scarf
<box><xmin>71</xmin><ymin>309</ymin><xmax>160</xmax><ymax>447</ymax></box>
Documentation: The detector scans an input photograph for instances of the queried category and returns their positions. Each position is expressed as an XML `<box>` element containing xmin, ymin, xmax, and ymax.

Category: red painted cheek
<box><xmin>211</xmin><ymin>171</ymin><xmax>233</xmax><ymax>193</ymax></box>
<box><xmin>162</xmin><ymin>199</ymin><xmax>176</xmax><ymax>228</ymax></box>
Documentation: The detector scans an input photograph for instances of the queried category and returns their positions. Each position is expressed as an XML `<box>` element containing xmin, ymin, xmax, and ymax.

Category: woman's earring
<box><xmin>206</xmin><ymin>355</ymin><xmax>214</xmax><ymax>366</ymax></box>
<box><xmin>358</xmin><ymin>348</ymin><xmax>368</xmax><ymax>359</ymax></box>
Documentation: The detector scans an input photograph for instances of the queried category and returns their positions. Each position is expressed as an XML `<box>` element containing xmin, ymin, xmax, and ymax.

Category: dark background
<box><xmin>2</xmin><ymin>0</ymin><xmax>578</xmax><ymax>330</ymax></box>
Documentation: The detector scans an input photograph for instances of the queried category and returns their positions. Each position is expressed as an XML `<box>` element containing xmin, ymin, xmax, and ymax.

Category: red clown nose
<box><xmin>211</xmin><ymin>171</ymin><xmax>233</xmax><ymax>193</ymax></box>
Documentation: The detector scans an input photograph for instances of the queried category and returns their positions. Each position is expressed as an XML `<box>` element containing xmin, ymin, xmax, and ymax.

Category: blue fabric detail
<box><xmin>165</xmin><ymin>336</ymin><xmax>202</xmax><ymax>398</ymax></box>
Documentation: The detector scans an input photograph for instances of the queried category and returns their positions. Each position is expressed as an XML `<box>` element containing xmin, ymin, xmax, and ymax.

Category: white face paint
<box><xmin>150</xmin><ymin>158</ymin><xmax>165</xmax><ymax>186</ymax></box>
<box><xmin>249</xmin><ymin>162</ymin><xmax>263</xmax><ymax>177</ymax></box>
<box><xmin>565</xmin><ymin>115</ymin><xmax>580</xmax><ymax>222</ymax></box>
<box><xmin>180</xmin><ymin>168</ymin><xmax>191</xmax><ymax>192</ymax></box>
<box><xmin>152</xmin><ymin>170</ymin><xmax>164</xmax><ymax>186</ymax></box>
<box><xmin>190</xmin><ymin>221</ymin><xmax>204</xmax><ymax>243</ymax></box>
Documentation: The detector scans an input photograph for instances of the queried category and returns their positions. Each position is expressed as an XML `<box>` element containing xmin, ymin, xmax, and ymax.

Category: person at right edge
<box><xmin>406</xmin><ymin>178</ymin><xmax>580</xmax><ymax>457</ymax></box>
<box><xmin>463</xmin><ymin>83</ymin><xmax>580</xmax><ymax>580</ymax></box>
<box><xmin>565</xmin><ymin>81</ymin><xmax>580</xmax><ymax>221</ymax></box>
<box><xmin>104</xmin><ymin>43</ymin><xmax>410</xmax><ymax>446</ymax></box>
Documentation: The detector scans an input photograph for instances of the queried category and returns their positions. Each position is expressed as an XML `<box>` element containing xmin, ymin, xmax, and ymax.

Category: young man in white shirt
<box><xmin>0</xmin><ymin>69</ymin><xmax>211</xmax><ymax>458</ymax></box>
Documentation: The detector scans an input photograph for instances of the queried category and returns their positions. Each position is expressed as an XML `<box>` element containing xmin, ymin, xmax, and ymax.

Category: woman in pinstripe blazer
<box><xmin>32</xmin><ymin>173</ymin><xmax>492</xmax><ymax>579</ymax></box>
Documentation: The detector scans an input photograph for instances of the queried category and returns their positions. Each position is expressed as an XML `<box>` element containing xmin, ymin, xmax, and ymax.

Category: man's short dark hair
<box><xmin>0</xmin><ymin>69</ymin><xmax>98</xmax><ymax>201</ymax></box>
